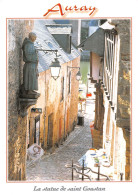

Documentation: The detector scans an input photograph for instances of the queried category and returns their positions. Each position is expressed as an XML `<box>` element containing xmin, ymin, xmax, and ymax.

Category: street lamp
<box><xmin>87</xmin><ymin>73</ymin><xmax>90</xmax><ymax>79</ymax></box>
<box><xmin>49</xmin><ymin>58</ymin><xmax>61</xmax><ymax>80</ymax></box>
<box><xmin>36</xmin><ymin>48</ymin><xmax>61</xmax><ymax>80</ymax></box>
<box><xmin>67</xmin><ymin>66</ymin><xmax>82</xmax><ymax>81</ymax></box>
<box><xmin>76</xmin><ymin>70</ymin><xmax>82</xmax><ymax>81</ymax></box>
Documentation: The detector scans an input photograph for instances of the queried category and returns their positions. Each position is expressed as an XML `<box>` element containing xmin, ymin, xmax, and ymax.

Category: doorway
<box><xmin>59</xmin><ymin>117</ymin><xmax>62</xmax><ymax>140</ymax></box>
<box><xmin>47</xmin><ymin>113</ymin><xmax>53</xmax><ymax>149</ymax></box>
<box><xmin>34</xmin><ymin>115</ymin><xmax>40</xmax><ymax>145</ymax></box>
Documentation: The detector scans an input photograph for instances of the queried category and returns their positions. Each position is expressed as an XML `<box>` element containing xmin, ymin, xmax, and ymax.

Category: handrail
<box><xmin>65</xmin><ymin>164</ymin><xmax>92</xmax><ymax>181</ymax></box>
<box><xmin>65</xmin><ymin>163</ymin><xmax>111</xmax><ymax>181</ymax></box>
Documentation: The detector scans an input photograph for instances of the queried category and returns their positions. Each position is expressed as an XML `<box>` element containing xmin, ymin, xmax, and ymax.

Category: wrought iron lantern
<box><xmin>67</xmin><ymin>66</ymin><xmax>82</xmax><ymax>81</ymax></box>
<box><xmin>87</xmin><ymin>73</ymin><xmax>90</xmax><ymax>79</ymax></box>
<box><xmin>76</xmin><ymin>69</ymin><xmax>82</xmax><ymax>81</ymax></box>
<box><xmin>49</xmin><ymin>58</ymin><xmax>61</xmax><ymax>80</ymax></box>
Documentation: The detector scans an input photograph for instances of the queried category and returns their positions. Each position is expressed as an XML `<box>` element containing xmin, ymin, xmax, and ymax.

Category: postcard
<box><xmin>0</xmin><ymin>0</ymin><xmax>138</xmax><ymax>194</ymax></box>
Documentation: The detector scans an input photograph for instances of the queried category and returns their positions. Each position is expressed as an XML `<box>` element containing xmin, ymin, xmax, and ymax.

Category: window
<box><xmin>34</xmin><ymin>115</ymin><xmax>40</xmax><ymax>145</ymax></box>
<box><xmin>68</xmin><ymin>71</ymin><xmax>71</xmax><ymax>94</ymax></box>
<box><xmin>47</xmin><ymin>113</ymin><xmax>53</xmax><ymax>149</ymax></box>
<box><xmin>44</xmin><ymin>41</ymin><xmax>56</xmax><ymax>50</ymax></box>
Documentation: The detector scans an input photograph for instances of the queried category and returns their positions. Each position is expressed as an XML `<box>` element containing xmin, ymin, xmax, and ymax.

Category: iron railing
<box><xmin>65</xmin><ymin>160</ymin><xmax>111</xmax><ymax>181</ymax></box>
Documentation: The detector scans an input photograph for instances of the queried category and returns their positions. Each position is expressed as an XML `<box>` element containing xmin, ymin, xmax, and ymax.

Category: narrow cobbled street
<box><xmin>26</xmin><ymin>95</ymin><xmax>95</xmax><ymax>181</ymax></box>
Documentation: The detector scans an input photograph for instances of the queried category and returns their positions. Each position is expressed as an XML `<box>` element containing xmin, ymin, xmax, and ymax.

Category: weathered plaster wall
<box><xmin>27</xmin><ymin>57</ymin><xmax>80</xmax><ymax>152</ymax></box>
<box><xmin>92</xmin><ymin>53</ymin><xmax>101</xmax><ymax>82</ymax></box>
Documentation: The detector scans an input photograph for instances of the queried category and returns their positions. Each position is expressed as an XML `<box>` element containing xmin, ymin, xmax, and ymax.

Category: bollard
<box><xmin>120</xmin><ymin>173</ymin><xmax>123</xmax><ymax>181</ymax></box>
<box><xmin>97</xmin><ymin>165</ymin><xmax>100</xmax><ymax>180</ymax></box>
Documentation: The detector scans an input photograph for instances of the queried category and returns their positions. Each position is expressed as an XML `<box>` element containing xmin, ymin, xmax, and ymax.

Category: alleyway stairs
<box><xmin>26</xmin><ymin>94</ymin><xmax>95</xmax><ymax>181</ymax></box>
<box><xmin>26</xmin><ymin>83</ymin><xmax>114</xmax><ymax>181</ymax></box>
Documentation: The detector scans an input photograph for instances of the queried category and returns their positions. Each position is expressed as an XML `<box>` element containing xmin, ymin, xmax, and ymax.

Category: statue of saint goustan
<box><xmin>22</xmin><ymin>32</ymin><xmax>38</xmax><ymax>94</ymax></box>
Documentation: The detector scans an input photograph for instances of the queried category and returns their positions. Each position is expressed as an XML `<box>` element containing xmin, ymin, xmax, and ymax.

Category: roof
<box><xmin>89</xmin><ymin>20</ymin><xmax>99</xmax><ymax>26</ymax></box>
<box><xmin>78</xmin><ymin>21</ymin><xmax>115</xmax><ymax>57</ymax></box>
<box><xmin>78</xmin><ymin>28</ymin><xmax>105</xmax><ymax>57</ymax></box>
<box><xmin>46</xmin><ymin>24</ymin><xmax>72</xmax><ymax>53</ymax></box>
<box><xmin>46</xmin><ymin>24</ymin><xmax>72</xmax><ymax>34</ymax></box>
<box><xmin>54</xmin><ymin>20</ymin><xmax>70</xmax><ymax>24</ymax></box>
<box><xmin>33</xmin><ymin>20</ymin><xmax>80</xmax><ymax>73</ymax></box>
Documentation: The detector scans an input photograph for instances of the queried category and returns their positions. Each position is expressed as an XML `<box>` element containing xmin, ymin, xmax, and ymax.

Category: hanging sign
<box><xmin>31</xmin><ymin>108</ymin><xmax>42</xmax><ymax>113</ymax></box>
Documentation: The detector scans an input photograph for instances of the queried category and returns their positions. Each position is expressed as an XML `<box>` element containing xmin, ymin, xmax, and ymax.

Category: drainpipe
<box><xmin>64</xmin><ymin>110</ymin><xmax>66</xmax><ymax>140</ymax></box>
<box><xmin>43</xmin><ymin>70</ymin><xmax>47</xmax><ymax>148</ymax></box>
<box><xmin>64</xmin><ymin>65</ymin><xmax>68</xmax><ymax>140</ymax></box>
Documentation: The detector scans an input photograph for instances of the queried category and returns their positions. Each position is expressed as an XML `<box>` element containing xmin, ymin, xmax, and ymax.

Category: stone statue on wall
<box><xmin>21</xmin><ymin>32</ymin><xmax>39</xmax><ymax>96</ymax></box>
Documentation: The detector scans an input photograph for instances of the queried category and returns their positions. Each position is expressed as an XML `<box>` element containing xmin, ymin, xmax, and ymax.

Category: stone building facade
<box><xmin>78</xmin><ymin>19</ymin><xmax>131</xmax><ymax>181</ymax></box>
<box><xmin>8</xmin><ymin>19</ymin><xmax>80</xmax><ymax>181</ymax></box>
<box><xmin>27</xmin><ymin>57</ymin><xmax>80</xmax><ymax>151</ymax></box>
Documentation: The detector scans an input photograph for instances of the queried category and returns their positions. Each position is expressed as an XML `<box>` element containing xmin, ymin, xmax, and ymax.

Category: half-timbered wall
<box><xmin>103</xmin><ymin>29</ymin><xmax>119</xmax><ymax>114</ymax></box>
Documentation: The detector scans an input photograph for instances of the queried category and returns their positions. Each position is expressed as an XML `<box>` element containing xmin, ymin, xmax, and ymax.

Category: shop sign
<box><xmin>31</xmin><ymin>108</ymin><xmax>42</xmax><ymax>113</ymax></box>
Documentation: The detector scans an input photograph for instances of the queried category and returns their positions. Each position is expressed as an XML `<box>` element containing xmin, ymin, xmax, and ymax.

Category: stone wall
<box><xmin>111</xmin><ymin>19</ymin><xmax>131</xmax><ymax>180</ymax></box>
<box><xmin>8</xmin><ymin>20</ymin><xmax>34</xmax><ymax>180</ymax></box>
<box><xmin>110</xmin><ymin>19</ymin><xmax>131</xmax><ymax>129</ymax></box>
<box><xmin>101</xmin><ymin>94</ymin><xmax>131</xmax><ymax>180</ymax></box>
<box><xmin>123</xmin><ymin>128</ymin><xmax>131</xmax><ymax>180</ymax></box>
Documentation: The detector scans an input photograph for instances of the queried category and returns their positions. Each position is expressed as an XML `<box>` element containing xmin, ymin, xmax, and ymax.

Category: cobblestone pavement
<box><xmin>26</xmin><ymin>98</ymin><xmax>95</xmax><ymax>181</ymax></box>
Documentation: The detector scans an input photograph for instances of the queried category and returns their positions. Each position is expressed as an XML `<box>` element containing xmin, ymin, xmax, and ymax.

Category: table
<box><xmin>78</xmin><ymin>149</ymin><xmax>113</xmax><ymax>180</ymax></box>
